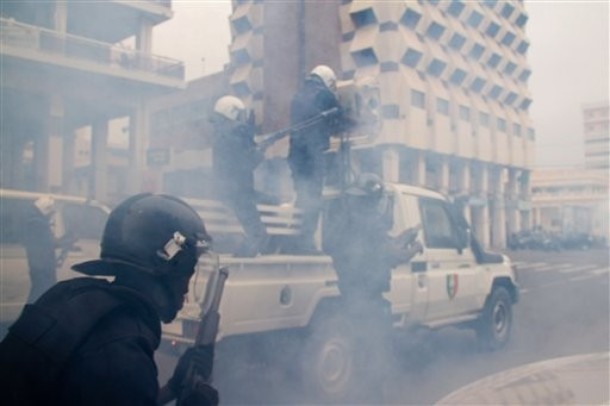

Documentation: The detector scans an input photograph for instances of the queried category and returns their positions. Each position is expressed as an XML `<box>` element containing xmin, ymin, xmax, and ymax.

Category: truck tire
<box><xmin>476</xmin><ymin>286</ymin><xmax>512</xmax><ymax>351</ymax></box>
<box><xmin>300</xmin><ymin>314</ymin><xmax>358</xmax><ymax>403</ymax></box>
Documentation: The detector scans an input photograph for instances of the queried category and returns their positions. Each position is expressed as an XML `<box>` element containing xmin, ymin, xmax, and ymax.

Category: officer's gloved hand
<box><xmin>168</xmin><ymin>345</ymin><xmax>215</xmax><ymax>397</ymax></box>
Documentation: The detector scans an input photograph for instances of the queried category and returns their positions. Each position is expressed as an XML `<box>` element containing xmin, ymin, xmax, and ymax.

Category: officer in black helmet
<box><xmin>0</xmin><ymin>193</ymin><xmax>217</xmax><ymax>405</ymax></box>
<box><xmin>326</xmin><ymin>173</ymin><xmax>423</xmax><ymax>398</ymax></box>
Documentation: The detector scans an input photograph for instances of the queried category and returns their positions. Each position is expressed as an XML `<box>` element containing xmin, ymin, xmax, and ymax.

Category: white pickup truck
<box><xmin>162</xmin><ymin>182</ymin><xmax>519</xmax><ymax>401</ymax></box>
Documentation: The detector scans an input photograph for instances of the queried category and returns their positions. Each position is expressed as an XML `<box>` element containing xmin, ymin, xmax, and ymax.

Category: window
<box><xmin>479</xmin><ymin>111</ymin><xmax>490</xmax><ymax>127</ymax></box>
<box><xmin>467</xmin><ymin>10</ymin><xmax>483</xmax><ymax>28</ymax></box>
<box><xmin>497</xmin><ymin>118</ymin><xmax>507</xmax><ymax>131</ymax></box>
<box><xmin>352</xmin><ymin>48</ymin><xmax>378</xmax><ymax>67</ymax></box>
<box><xmin>351</xmin><ymin>8</ymin><xmax>377</xmax><ymax>27</ymax></box>
<box><xmin>518</xmin><ymin>69</ymin><xmax>531</xmax><ymax>82</ymax></box>
<box><xmin>485</xmin><ymin>22</ymin><xmax>500</xmax><ymax>38</ymax></box>
<box><xmin>437</xmin><ymin>97</ymin><xmax>450</xmax><ymax>115</ymax></box>
<box><xmin>504</xmin><ymin>92</ymin><xmax>518</xmax><ymax>105</ymax></box>
<box><xmin>488</xmin><ymin>85</ymin><xmax>502</xmax><ymax>100</ymax></box>
<box><xmin>401</xmin><ymin>9</ymin><xmax>421</xmax><ymax>29</ymax></box>
<box><xmin>448</xmin><ymin>33</ymin><xmax>466</xmax><ymax>50</ymax></box>
<box><xmin>516</xmin><ymin>40</ymin><xmax>529</xmax><ymax>54</ymax></box>
<box><xmin>402</xmin><ymin>49</ymin><xmax>423</xmax><ymax>67</ymax></box>
<box><xmin>412</xmin><ymin>90</ymin><xmax>426</xmax><ymax>109</ymax></box>
<box><xmin>420</xmin><ymin>199</ymin><xmax>458</xmax><ymax>249</ymax></box>
<box><xmin>426</xmin><ymin>21</ymin><xmax>446</xmax><ymax>40</ymax></box>
<box><xmin>449</xmin><ymin>69</ymin><xmax>466</xmax><ymax>85</ymax></box>
<box><xmin>503</xmin><ymin>61</ymin><xmax>517</xmax><ymax>75</ymax></box>
<box><xmin>501</xmin><ymin>31</ymin><xmax>516</xmax><ymax>46</ymax></box>
<box><xmin>520</xmin><ymin>98</ymin><xmax>532</xmax><ymax>110</ymax></box>
<box><xmin>487</xmin><ymin>53</ymin><xmax>501</xmax><ymax>68</ymax></box>
<box><xmin>468</xmin><ymin>43</ymin><xmax>485</xmax><ymax>60</ymax></box>
<box><xmin>515</xmin><ymin>13</ymin><xmax>528</xmax><ymax>28</ymax></box>
<box><xmin>459</xmin><ymin>105</ymin><xmax>470</xmax><ymax>121</ymax></box>
<box><xmin>501</xmin><ymin>3</ymin><xmax>515</xmax><ymax>18</ymax></box>
<box><xmin>427</xmin><ymin>59</ymin><xmax>447</xmax><ymax>76</ymax></box>
<box><xmin>470</xmin><ymin>77</ymin><xmax>485</xmax><ymax>93</ymax></box>
<box><xmin>447</xmin><ymin>0</ymin><xmax>465</xmax><ymax>17</ymax></box>
<box><xmin>513</xmin><ymin>123</ymin><xmax>522</xmax><ymax>136</ymax></box>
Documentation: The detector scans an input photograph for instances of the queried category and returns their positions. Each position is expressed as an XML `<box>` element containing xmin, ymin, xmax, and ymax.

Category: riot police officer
<box><xmin>0</xmin><ymin>193</ymin><xmax>217</xmax><ymax>405</ymax></box>
<box><xmin>326</xmin><ymin>173</ymin><xmax>423</xmax><ymax>398</ymax></box>
<box><xmin>22</xmin><ymin>196</ymin><xmax>59</xmax><ymax>303</ymax></box>
<box><xmin>287</xmin><ymin>65</ymin><xmax>343</xmax><ymax>254</ymax></box>
<box><xmin>211</xmin><ymin>95</ymin><xmax>270</xmax><ymax>257</ymax></box>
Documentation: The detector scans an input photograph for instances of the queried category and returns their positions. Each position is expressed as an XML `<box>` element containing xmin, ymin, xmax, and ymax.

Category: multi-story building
<box><xmin>531</xmin><ymin>168</ymin><xmax>609</xmax><ymax>242</ymax></box>
<box><xmin>0</xmin><ymin>1</ymin><xmax>185</xmax><ymax>203</ymax></box>
<box><xmin>583</xmin><ymin>100</ymin><xmax>610</xmax><ymax>175</ymax></box>
<box><xmin>221</xmin><ymin>0</ymin><xmax>534</xmax><ymax>248</ymax></box>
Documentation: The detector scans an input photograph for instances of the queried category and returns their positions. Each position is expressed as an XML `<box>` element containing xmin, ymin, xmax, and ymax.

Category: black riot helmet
<box><xmin>73</xmin><ymin>193</ymin><xmax>211</xmax><ymax>277</ymax></box>
<box><xmin>346</xmin><ymin>173</ymin><xmax>384</xmax><ymax>200</ymax></box>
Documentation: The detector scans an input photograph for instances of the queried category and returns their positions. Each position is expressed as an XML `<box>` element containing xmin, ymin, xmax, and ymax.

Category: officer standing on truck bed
<box><xmin>211</xmin><ymin>95</ymin><xmax>270</xmax><ymax>257</ymax></box>
<box><xmin>0</xmin><ymin>193</ymin><xmax>218</xmax><ymax>405</ymax></box>
<box><xmin>326</xmin><ymin>173</ymin><xmax>423</xmax><ymax>394</ymax></box>
<box><xmin>287</xmin><ymin>65</ymin><xmax>344</xmax><ymax>255</ymax></box>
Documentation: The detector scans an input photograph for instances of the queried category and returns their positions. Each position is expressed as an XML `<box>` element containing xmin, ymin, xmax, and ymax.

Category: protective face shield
<box><xmin>212</xmin><ymin>95</ymin><xmax>247</xmax><ymax>124</ymax></box>
<box><xmin>310</xmin><ymin>65</ymin><xmax>337</xmax><ymax>92</ymax></box>
<box><xmin>34</xmin><ymin>196</ymin><xmax>56</xmax><ymax>217</ymax></box>
<box><xmin>73</xmin><ymin>193</ymin><xmax>211</xmax><ymax>278</ymax></box>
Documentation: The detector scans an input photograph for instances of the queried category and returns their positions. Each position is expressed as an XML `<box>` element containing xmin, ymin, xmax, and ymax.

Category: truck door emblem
<box><xmin>446</xmin><ymin>274</ymin><xmax>459</xmax><ymax>299</ymax></box>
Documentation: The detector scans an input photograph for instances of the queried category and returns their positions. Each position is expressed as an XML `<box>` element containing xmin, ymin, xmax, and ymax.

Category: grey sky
<box><xmin>152</xmin><ymin>0</ymin><xmax>610</xmax><ymax>169</ymax></box>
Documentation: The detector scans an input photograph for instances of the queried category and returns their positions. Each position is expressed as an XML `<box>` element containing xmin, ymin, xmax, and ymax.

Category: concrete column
<box><xmin>438</xmin><ymin>157</ymin><xmax>449</xmax><ymax>194</ymax></box>
<box><xmin>382</xmin><ymin>147</ymin><xmax>400</xmax><ymax>183</ymax></box>
<box><xmin>136</xmin><ymin>19</ymin><xmax>153</xmax><ymax>53</ymax></box>
<box><xmin>519</xmin><ymin>170</ymin><xmax>531</xmax><ymax>230</ymax></box>
<box><xmin>91</xmin><ymin>120</ymin><xmax>108</xmax><ymax>201</ymax></box>
<box><xmin>36</xmin><ymin>95</ymin><xmax>64</xmax><ymax>192</ymax></box>
<box><xmin>129</xmin><ymin>105</ymin><xmax>149</xmax><ymax>193</ymax></box>
<box><xmin>53</xmin><ymin>1</ymin><xmax>67</xmax><ymax>32</ymax></box>
<box><xmin>472</xmin><ymin>163</ymin><xmax>490</xmax><ymax>247</ymax></box>
<box><xmin>459</xmin><ymin>161</ymin><xmax>471</xmax><ymax>224</ymax></box>
<box><xmin>506</xmin><ymin>168</ymin><xmax>518</xmax><ymax>235</ymax></box>
<box><xmin>412</xmin><ymin>151</ymin><xmax>426</xmax><ymax>187</ymax></box>
<box><xmin>62</xmin><ymin>128</ymin><xmax>75</xmax><ymax>194</ymax></box>
<box><xmin>490</xmin><ymin>166</ymin><xmax>506</xmax><ymax>248</ymax></box>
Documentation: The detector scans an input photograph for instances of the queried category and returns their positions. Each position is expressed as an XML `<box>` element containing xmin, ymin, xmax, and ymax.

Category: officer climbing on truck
<box><xmin>286</xmin><ymin>65</ymin><xmax>346</xmax><ymax>254</ymax></box>
<box><xmin>211</xmin><ymin>95</ymin><xmax>271</xmax><ymax>257</ymax></box>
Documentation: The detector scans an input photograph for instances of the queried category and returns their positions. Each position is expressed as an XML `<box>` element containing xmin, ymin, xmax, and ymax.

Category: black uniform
<box><xmin>288</xmin><ymin>77</ymin><xmax>341</xmax><ymax>252</ymax></box>
<box><xmin>212</xmin><ymin>123</ymin><xmax>268</xmax><ymax>256</ymax></box>
<box><xmin>327</xmin><ymin>197</ymin><xmax>406</xmax><ymax>315</ymax></box>
<box><xmin>22</xmin><ymin>203</ymin><xmax>57</xmax><ymax>303</ymax></box>
<box><xmin>0</xmin><ymin>277</ymin><xmax>161</xmax><ymax>405</ymax></box>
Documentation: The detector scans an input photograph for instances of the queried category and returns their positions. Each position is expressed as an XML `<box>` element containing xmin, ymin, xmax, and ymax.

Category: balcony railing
<box><xmin>0</xmin><ymin>17</ymin><xmax>184</xmax><ymax>81</ymax></box>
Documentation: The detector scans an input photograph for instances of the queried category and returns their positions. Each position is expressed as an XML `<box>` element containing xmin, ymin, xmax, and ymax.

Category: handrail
<box><xmin>0</xmin><ymin>17</ymin><xmax>184</xmax><ymax>80</ymax></box>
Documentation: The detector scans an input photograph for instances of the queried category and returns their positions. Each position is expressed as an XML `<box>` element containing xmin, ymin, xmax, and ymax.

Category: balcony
<box><xmin>1</xmin><ymin>17</ymin><xmax>184</xmax><ymax>87</ymax></box>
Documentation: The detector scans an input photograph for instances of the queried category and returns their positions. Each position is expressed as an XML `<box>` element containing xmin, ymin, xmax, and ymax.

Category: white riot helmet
<box><xmin>34</xmin><ymin>196</ymin><xmax>55</xmax><ymax>217</ymax></box>
<box><xmin>213</xmin><ymin>95</ymin><xmax>247</xmax><ymax>123</ymax></box>
<box><xmin>310</xmin><ymin>65</ymin><xmax>337</xmax><ymax>92</ymax></box>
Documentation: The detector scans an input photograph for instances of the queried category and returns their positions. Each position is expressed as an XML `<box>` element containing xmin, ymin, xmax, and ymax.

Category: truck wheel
<box><xmin>477</xmin><ymin>286</ymin><xmax>512</xmax><ymax>351</ymax></box>
<box><xmin>300</xmin><ymin>315</ymin><xmax>358</xmax><ymax>402</ymax></box>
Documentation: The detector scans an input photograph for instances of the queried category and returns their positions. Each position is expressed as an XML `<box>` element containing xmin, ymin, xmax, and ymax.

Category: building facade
<box><xmin>0</xmin><ymin>1</ymin><xmax>185</xmax><ymax>203</ymax></box>
<box><xmin>222</xmin><ymin>0</ymin><xmax>534</xmax><ymax>248</ymax></box>
<box><xmin>582</xmin><ymin>100</ymin><xmax>610</xmax><ymax>174</ymax></box>
<box><xmin>531</xmin><ymin>168</ymin><xmax>609</xmax><ymax>242</ymax></box>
